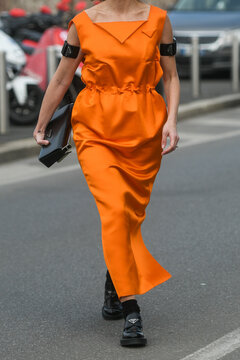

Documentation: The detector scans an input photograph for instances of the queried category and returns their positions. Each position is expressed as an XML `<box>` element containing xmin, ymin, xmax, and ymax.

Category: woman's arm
<box><xmin>160</xmin><ymin>14</ymin><xmax>180</xmax><ymax>156</ymax></box>
<box><xmin>33</xmin><ymin>23</ymin><xmax>85</xmax><ymax>146</ymax></box>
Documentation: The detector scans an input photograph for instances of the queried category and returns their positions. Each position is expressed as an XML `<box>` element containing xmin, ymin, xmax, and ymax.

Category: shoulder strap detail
<box><xmin>156</xmin><ymin>8</ymin><xmax>168</xmax><ymax>45</ymax></box>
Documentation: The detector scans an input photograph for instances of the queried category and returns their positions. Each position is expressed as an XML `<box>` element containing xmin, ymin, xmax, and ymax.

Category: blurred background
<box><xmin>0</xmin><ymin>2</ymin><xmax>240</xmax><ymax>359</ymax></box>
<box><xmin>0</xmin><ymin>0</ymin><xmax>177</xmax><ymax>12</ymax></box>
<box><xmin>0</xmin><ymin>0</ymin><xmax>239</xmax><ymax>130</ymax></box>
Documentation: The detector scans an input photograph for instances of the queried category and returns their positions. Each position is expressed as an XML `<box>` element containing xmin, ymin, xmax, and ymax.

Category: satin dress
<box><xmin>68</xmin><ymin>4</ymin><xmax>172</xmax><ymax>297</ymax></box>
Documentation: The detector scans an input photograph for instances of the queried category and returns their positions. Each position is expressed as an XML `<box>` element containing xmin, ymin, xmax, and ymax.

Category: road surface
<box><xmin>0</xmin><ymin>106</ymin><xmax>240</xmax><ymax>360</ymax></box>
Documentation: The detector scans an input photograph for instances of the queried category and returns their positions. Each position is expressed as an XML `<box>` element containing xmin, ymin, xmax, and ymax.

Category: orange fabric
<box><xmin>68</xmin><ymin>5</ymin><xmax>172</xmax><ymax>297</ymax></box>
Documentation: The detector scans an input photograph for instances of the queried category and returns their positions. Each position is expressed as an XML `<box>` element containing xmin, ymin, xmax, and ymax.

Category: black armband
<box><xmin>160</xmin><ymin>37</ymin><xmax>177</xmax><ymax>56</ymax></box>
<box><xmin>61</xmin><ymin>40</ymin><xmax>80</xmax><ymax>58</ymax></box>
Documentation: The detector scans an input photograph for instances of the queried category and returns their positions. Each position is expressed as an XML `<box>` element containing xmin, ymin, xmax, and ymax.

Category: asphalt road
<box><xmin>0</xmin><ymin>107</ymin><xmax>240</xmax><ymax>360</ymax></box>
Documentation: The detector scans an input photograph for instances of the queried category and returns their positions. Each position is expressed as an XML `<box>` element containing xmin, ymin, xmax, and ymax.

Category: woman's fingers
<box><xmin>161</xmin><ymin>129</ymin><xmax>168</xmax><ymax>151</ymax></box>
<box><xmin>161</xmin><ymin>132</ymin><xmax>179</xmax><ymax>155</ymax></box>
<box><xmin>37</xmin><ymin>139</ymin><xmax>50</xmax><ymax>146</ymax></box>
<box><xmin>33</xmin><ymin>132</ymin><xmax>50</xmax><ymax>146</ymax></box>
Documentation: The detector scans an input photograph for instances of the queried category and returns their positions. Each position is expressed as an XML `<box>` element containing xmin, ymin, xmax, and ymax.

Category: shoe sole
<box><xmin>120</xmin><ymin>337</ymin><xmax>147</xmax><ymax>347</ymax></box>
<box><xmin>102</xmin><ymin>307</ymin><xmax>124</xmax><ymax>320</ymax></box>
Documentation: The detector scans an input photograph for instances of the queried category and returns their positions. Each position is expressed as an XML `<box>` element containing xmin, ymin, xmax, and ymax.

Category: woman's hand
<box><xmin>33</xmin><ymin>129</ymin><xmax>50</xmax><ymax>146</ymax></box>
<box><xmin>161</xmin><ymin>120</ymin><xmax>180</xmax><ymax>156</ymax></box>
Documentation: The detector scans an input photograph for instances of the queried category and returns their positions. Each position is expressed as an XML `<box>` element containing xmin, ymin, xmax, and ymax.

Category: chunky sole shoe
<box><xmin>102</xmin><ymin>270</ymin><xmax>123</xmax><ymax>320</ymax></box>
<box><xmin>120</xmin><ymin>312</ymin><xmax>147</xmax><ymax>347</ymax></box>
<box><xmin>120</xmin><ymin>337</ymin><xmax>147</xmax><ymax>347</ymax></box>
<box><xmin>102</xmin><ymin>306</ymin><xmax>124</xmax><ymax>320</ymax></box>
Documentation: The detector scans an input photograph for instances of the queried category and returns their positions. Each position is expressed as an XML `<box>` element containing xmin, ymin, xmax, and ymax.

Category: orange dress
<box><xmin>68</xmin><ymin>4</ymin><xmax>172</xmax><ymax>297</ymax></box>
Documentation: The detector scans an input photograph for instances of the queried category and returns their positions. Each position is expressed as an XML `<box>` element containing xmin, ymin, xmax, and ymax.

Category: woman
<box><xmin>33</xmin><ymin>0</ymin><xmax>180</xmax><ymax>347</ymax></box>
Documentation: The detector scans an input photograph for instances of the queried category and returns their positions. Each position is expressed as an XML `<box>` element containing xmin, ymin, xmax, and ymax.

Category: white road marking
<box><xmin>189</xmin><ymin>119</ymin><xmax>240</xmax><ymax>127</ymax></box>
<box><xmin>179</xmin><ymin>327</ymin><xmax>240</xmax><ymax>360</ymax></box>
<box><xmin>0</xmin><ymin>163</ymin><xmax>81</xmax><ymax>187</ymax></box>
<box><xmin>1</xmin><ymin>128</ymin><xmax>240</xmax><ymax>187</ymax></box>
<box><xmin>178</xmin><ymin>129</ymin><xmax>240</xmax><ymax>148</ymax></box>
<box><xmin>0</xmin><ymin>138</ymin><xmax>36</xmax><ymax>154</ymax></box>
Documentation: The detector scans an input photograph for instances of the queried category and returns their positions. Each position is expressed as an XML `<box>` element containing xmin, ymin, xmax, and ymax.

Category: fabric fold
<box><xmin>68</xmin><ymin>5</ymin><xmax>171</xmax><ymax>297</ymax></box>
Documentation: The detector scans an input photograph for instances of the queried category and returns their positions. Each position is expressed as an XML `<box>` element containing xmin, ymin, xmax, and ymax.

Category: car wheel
<box><xmin>9</xmin><ymin>84</ymin><xmax>44</xmax><ymax>126</ymax></box>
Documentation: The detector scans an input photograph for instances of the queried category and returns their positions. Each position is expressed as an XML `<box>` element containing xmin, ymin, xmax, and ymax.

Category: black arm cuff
<box><xmin>160</xmin><ymin>37</ymin><xmax>177</xmax><ymax>56</ymax></box>
<box><xmin>61</xmin><ymin>40</ymin><xmax>80</xmax><ymax>58</ymax></box>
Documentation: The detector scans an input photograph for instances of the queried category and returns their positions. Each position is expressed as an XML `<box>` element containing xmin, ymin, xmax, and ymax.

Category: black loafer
<box><xmin>120</xmin><ymin>312</ymin><xmax>147</xmax><ymax>347</ymax></box>
<box><xmin>102</xmin><ymin>272</ymin><xmax>123</xmax><ymax>320</ymax></box>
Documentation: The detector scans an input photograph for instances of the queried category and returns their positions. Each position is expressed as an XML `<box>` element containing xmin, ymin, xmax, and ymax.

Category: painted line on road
<box><xmin>0</xmin><ymin>163</ymin><xmax>81</xmax><ymax>187</ymax></box>
<box><xmin>188</xmin><ymin>119</ymin><xmax>240</xmax><ymax>127</ymax></box>
<box><xmin>0</xmin><ymin>138</ymin><xmax>36</xmax><ymax>154</ymax></box>
<box><xmin>1</xmin><ymin>128</ymin><xmax>240</xmax><ymax>187</ymax></box>
<box><xmin>178</xmin><ymin>128</ymin><xmax>240</xmax><ymax>148</ymax></box>
<box><xmin>179</xmin><ymin>327</ymin><xmax>240</xmax><ymax>360</ymax></box>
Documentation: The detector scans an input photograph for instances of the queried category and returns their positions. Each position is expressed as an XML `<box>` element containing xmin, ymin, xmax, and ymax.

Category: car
<box><xmin>168</xmin><ymin>0</ymin><xmax>240</xmax><ymax>77</ymax></box>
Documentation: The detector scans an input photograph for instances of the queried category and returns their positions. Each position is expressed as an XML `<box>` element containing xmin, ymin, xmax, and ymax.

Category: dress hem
<box><xmin>117</xmin><ymin>273</ymin><xmax>172</xmax><ymax>298</ymax></box>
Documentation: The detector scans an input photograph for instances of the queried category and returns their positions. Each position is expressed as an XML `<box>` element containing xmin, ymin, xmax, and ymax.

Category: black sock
<box><xmin>106</xmin><ymin>269</ymin><xmax>112</xmax><ymax>284</ymax></box>
<box><xmin>105</xmin><ymin>270</ymin><xmax>116</xmax><ymax>293</ymax></box>
<box><xmin>121</xmin><ymin>299</ymin><xmax>140</xmax><ymax>319</ymax></box>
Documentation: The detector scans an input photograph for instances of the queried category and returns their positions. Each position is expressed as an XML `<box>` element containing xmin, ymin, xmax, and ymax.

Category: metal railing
<box><xmin>232</xmin><ymin>34</ymin><xmax>240</xmax><ymax>93</ymax></box>
<box><xmin>191</xmin><ymin>32</ymin><xmax>240</xmax><ymax>99</ymax></box>
<box><xmin>0</xmin><ymin>51</ymin><xmax>9</xmax><ymax>135</ymax></box>
<box><xmin>47</xmin><ymin>46</ymin><xmax>58</xmax><ymax>84</ymax></box>
<box><xmin>191</xmin><ymin>37</ymin><xmax>200</xmax><ymax>98</ymax></box>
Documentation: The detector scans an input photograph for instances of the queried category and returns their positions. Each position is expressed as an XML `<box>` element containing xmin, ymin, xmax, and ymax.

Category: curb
<box><xmin>178</xmin><ymin>93</ymin><xmax>240</xmax><ymax>120</ymax></box>
<box><xmin>0</xmin><ymin>138</ymin><xmax>40</xmax><ymax>165</ymax></box>
<box><xmin>1</xmin><ymin>93</ymin><xmax>240</xmax><ymax>165</ymax></box>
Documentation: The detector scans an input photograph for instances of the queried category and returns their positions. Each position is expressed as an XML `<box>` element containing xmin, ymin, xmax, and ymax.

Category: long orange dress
<box><xmin>68</xmin><ymin>4</ymin><xmax>172</xmax><ymax>297</ymax></box>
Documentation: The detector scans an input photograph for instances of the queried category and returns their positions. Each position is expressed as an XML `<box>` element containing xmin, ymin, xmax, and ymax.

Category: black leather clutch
<box><xmin>38</xmin><ymin>103</ymin><xmax>74</xmax><ymax>168</ymax></box>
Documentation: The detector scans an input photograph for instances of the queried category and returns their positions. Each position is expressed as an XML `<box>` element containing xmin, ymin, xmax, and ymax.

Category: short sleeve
<box><xmin>67</xmin><ymin>13</ymin><xmax>83</xmax><ymax>45</ymax></box>
<box><xmin>157</xmin><ymin>9</ymin><xmax>167</xmax><ymax>45</ymax></box>
<box><xmin>67</xmin><ymin>12</ymin><xmax>83</xmax><ymax>31</ymax></box>
<box><xmin>68</xmin><ymin>19</ymin><xmax>73</xmax><ymax>31</ymax></box>
<box><xmin>68</xmin><ymin>17</ymin><xmax>76</xmax><ymax>31</ymax></box>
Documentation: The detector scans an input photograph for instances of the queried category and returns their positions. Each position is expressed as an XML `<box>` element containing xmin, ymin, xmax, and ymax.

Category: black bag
<box><xmin>38</xmin><ymin>103</ymin><xmax>74</xmax><ymax>168</ymax></box>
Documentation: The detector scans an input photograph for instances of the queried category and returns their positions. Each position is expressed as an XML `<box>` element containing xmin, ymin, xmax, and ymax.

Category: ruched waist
<box><xmin>85</xmin><ymin>83</ymin><xmax>156</xmax><ymax>94</ymax></box>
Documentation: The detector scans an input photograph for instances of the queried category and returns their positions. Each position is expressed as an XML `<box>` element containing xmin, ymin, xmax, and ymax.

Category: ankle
<box><xmin>105</xmin><ymin>270</ymin><xmax>115</xmax><ymax>290</ymax></box>
<box><xmin>106</xmin><ymin>270</ymin><xmax>112</xmax><ymax>283</ymax></box>
<box><xmin>120</xmin><ymin>295</ymin><xmax>136</xmax><ymax>302</ymax></box>
<box><xmin>121</xmin><ymin>299</ymin><xmax>140</xmax><ymax>319</ymax></box>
